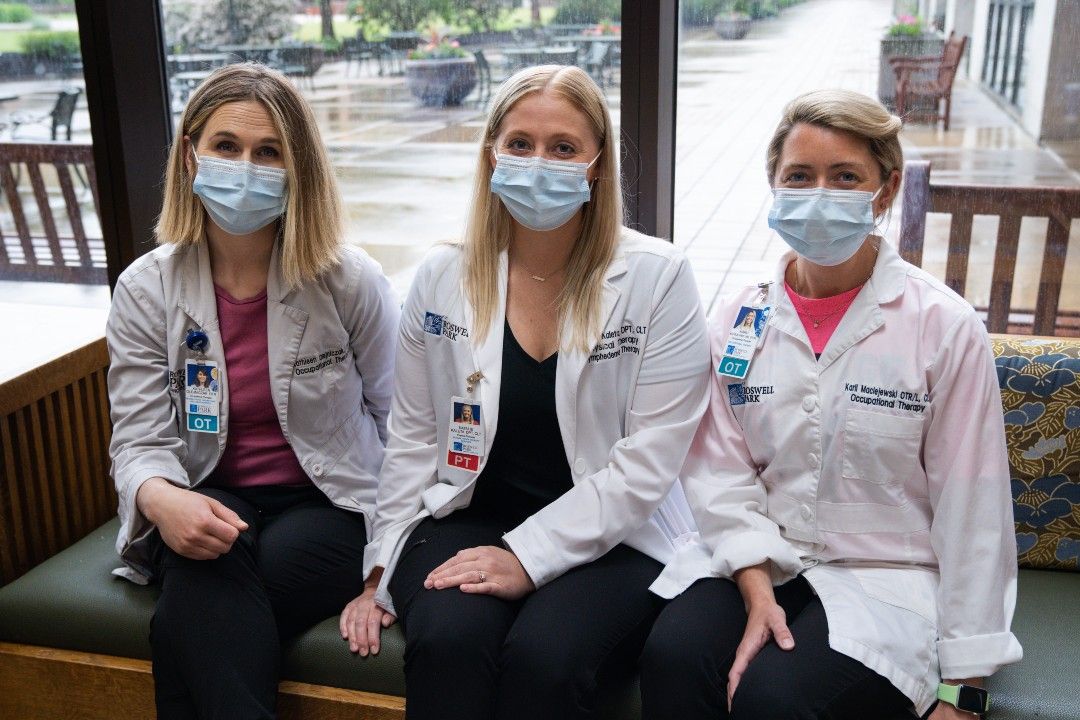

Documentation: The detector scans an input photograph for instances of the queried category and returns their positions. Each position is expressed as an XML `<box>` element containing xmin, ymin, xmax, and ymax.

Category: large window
<box><xmin>161</xmin><ymin>0</ymin><xmax>622</xmax><ymax>296</ymax></box>
<box><xmin>0</xmin><ymin>0</ymin><xmax>109</xmax><ymax>381</ymax></box>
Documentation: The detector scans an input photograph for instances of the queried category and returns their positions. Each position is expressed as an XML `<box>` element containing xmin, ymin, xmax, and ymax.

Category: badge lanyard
<box><xmin>717</xmin><ymin>282</ymin><xmax>772</xmax><ymax>380</ymax></box>
<box><xmin>184</xmin><ymin>328</ymin><xmax>221</xmax><ymax>434</ymax></box>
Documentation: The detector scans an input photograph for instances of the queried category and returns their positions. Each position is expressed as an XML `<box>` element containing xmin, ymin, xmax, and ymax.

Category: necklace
<box><xmin>793</xmin><ymin>243</ymin><xmax>878</xmax><ymax>328</ymax></box>
<box><xmin>513</xmin><ymin>255</ymin><xmax>566</xmax><ymax>283</ymax></box>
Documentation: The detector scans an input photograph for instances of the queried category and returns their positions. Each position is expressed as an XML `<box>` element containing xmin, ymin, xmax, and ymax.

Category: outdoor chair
<box><xmin>0</xmin><ymin>142</ymin><xmax>104</xmax><ymax>284</ymax></box>
<box><xmin>584</xmin><ymin>41</ymin><xmax>614</xmax><ymax>87</ymax></box>
<box><xmin>899</xmin><ymin>160</ymin><xmax>1080</xmax><ymax>336</ymax></box>
<box><xmin>274</xmin><ymin>46</ymin><xmax>324</xmax><ymax>90</ymax></box>
<box><xmin>343</xmin><ymin>36</ymin><xmax>374</xmax><ymax>76</ymax></box>
<box><xmin>10</xmin><ymin>88</ymin><xmax>81</xmax><ymax>142</ymax></box>
<box><xmin>889</xmin><ymin>31</ymin><xmax>968</xmax><ymax>130</ymax></box>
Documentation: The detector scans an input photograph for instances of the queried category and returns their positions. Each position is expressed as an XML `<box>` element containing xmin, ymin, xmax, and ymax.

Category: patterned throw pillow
<box><xmin>992</xmin><ymin>336</ymin><xmax>1080</xmax><ymax>571</ymax></box>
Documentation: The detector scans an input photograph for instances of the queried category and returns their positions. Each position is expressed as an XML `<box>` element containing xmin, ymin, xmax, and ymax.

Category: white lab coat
<box><xmin>365</xmin><ymin>230</ymin><xmax>711</xmax><ymax>615</ymax></box>
<box><xmin>106</xmin><ymin>240</ymin><xmax>399</xmax><ymax>583</ymax></box>
<box><xmin>651</xmin><ymin>241</ymin><xmax>1023</xmax><ymax>714</ymax></box>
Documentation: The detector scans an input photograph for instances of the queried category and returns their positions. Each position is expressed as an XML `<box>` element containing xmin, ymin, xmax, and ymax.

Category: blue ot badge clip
<box><xmin>718</xmin><ymin>283</ymin><xmax>771</xmax><ymax>380</ymax></box>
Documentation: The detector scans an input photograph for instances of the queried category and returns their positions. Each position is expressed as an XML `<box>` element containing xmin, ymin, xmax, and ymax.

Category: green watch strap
<box><xmin>937</xmin><ymin>683</ymin><xmax>990</xmax><ymax>713</ymax></box>
<box><xmin>937</xmin><ymin>683</ymin><xmax>961</xmax><ymax>706</ymax></box>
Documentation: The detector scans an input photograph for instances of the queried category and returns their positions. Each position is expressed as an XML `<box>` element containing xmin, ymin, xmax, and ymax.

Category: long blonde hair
<box><xmin>156</xmin><ymin>63</ymin><xmax>342</xmax><ymax>288</ymax></box>
<box><xmin>463</xmin><ymin>65</ymin><xmax>623</xmax><ymax>351</ymax></box>
<box><xmin>766</xmin><ymin>89</ymin><xmax>904</xmax><ymax>185</ymax></box>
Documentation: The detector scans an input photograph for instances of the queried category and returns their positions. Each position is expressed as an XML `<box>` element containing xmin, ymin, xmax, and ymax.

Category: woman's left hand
<box><xmin>424</xmin><ymin>545</ymin><xmax>536</xmax><ymax>600</ymax></box>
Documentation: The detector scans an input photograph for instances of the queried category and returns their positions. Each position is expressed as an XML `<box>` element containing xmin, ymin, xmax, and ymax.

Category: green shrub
<box><xmin>0</xmin><ymin>3</ymin><xmax>32</xmax><ymax>23</ymax></box>
<box><xmin>19</xmin><ymin>30</ymin><xmax>80</xmax><ymax>58</ymax></box>
<box><xmin>552</xmin><ymin>0</ymin><xmax>620</xmax><ymax>25</ymax></box>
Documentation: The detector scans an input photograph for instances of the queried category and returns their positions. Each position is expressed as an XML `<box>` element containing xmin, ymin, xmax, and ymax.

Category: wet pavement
<box><xmin>2</xmin><ymin>0</ymin><xmax>1078</xmax><ymax>380</ymax></box>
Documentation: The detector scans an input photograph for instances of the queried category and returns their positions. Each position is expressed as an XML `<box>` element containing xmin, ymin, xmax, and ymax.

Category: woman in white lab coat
<box><xmin>340</xmin><ymin>65</ymin><xmax>710</xmax><ymax>720</ymax></box>
<box><xmin>641</xmin><ymin>89</ymin><xmax>1022</xmax><ymax>719</ymax></box>
<box><xmin>107</xmin><ymin>64</ymin><xmax>398</xmax><ymax>719</ymax></box>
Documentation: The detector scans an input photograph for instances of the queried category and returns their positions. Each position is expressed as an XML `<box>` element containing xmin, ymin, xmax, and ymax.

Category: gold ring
<box><xmin>478</xmin><ymin>570</ymin><xmax>486</xmax><ymax>583</ymax></box>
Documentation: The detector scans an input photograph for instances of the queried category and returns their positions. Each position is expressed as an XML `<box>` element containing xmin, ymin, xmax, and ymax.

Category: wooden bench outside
<box><xmin>0</xmin><ymin>141</ymin><xmax>105</xmax><ymax>285</ymax></box>
<box><xmin>899</xmin><ymin>159</ymin><xmax>1080</xmax><ymax>336</ymax></box>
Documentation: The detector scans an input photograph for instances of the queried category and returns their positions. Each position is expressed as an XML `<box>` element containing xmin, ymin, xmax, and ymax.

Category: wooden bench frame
<box><xmin>0</xmin><ymin>141</ymin><xmax>105</xmax><ymax>284</ymax></box>
<box><xmin>0</xmin><ymin>338</ymin><xmax>405</xmax><ymax>718</ymax></box>
<box><xmin>899</xmin><ymin>160</ymin><xmax>1080</xmax><ymax>336</ymax></box>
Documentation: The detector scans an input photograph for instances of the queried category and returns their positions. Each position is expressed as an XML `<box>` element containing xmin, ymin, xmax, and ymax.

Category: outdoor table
<box><xmin>541</xmin><ymin>45</ymin><xmax>578</xmax><ymax>65</ymax></box>
<box><xmin>167</xmin><ymin>53</ymin><xmax>230</xmax><ymax>74</ymax></box>
<box><xmin>214</xmin><ymin>45</ymin><xmax>278</xmax><ymax>64</ymax></box>
<box><xmin>385</xmin><ymin>32</ymin><xmax>423</xmax><ymax>52</ymax></box>
<box><xmin>501</xmin><ymin>47</ymin><xmax>544</xmax><ymax>71</ymax></box>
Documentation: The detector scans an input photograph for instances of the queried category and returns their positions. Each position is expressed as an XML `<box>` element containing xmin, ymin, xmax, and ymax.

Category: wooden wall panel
<box><xmin>0</xmin><ymin>339</ymin><xmax>115</xmax><ymax>586</ymax></box>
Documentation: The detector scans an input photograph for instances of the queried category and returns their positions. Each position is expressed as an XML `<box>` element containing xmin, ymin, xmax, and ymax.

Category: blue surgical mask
<box><xmin>191</xmin><ymin>153</ymin><xmax>287</xmax><ymax>236</ymax></box>
<box><xmin>490</xmin><ymin>153</ymin><xmax>597</xmax><ymax>231</ymax></box>
<box><xmin>767</xmin><ymin>187</ymin><xmax>880</xmax><ymax>266</ymax></box>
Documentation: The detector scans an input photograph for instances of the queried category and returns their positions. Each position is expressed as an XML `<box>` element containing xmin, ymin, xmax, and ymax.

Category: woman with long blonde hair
<box><xmin>107</xmin><ymin>63</ymin><xmax>399</xmax><ymax>718</ymax></box>
<box><xmin>341</xmin><ymin>65</ymin><xmax>710</xmax><ymax>719</ymax></box>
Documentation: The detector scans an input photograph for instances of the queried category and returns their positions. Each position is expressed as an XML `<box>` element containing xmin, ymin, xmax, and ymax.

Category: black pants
<box><xmin>640</xmin><ymin>576</ymin><xmax>918</xmax><ymax>720</ymax></box>
<box><xmin>389</xmin><ymin>509</ymin><xmax>663</xmax><ymax>720</ymax></box>
<box><xmin>149</xmin><ymin>484</ymin><xmax>367</xmax><ymax>720</ymax></box>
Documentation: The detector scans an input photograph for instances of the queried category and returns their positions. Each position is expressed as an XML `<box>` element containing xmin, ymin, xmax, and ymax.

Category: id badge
<box><xmin>717</xmin><ymin>305</ymin><xmax>771</xmax><ymax>379</ymax></box>
<box><xmin>185</xmin><ymin>359</ymin><xmax>221</xmax><ymax>433</ymax></box>
<box><xmin>447</xmin><ymin>396</ymin><xmax>484</xmax><ymax>472</ymax></box>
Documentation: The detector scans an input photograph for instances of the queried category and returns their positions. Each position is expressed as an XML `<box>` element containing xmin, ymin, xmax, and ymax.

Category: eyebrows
<box><xmin>206</xmin><ymin>129</ymin><xmax>281</xmax><ymax>146</ymax></box>
<box><xmin>781</xmin><ymin>160</ymin><xmax>871</xmax><ymax>172</ymax></box>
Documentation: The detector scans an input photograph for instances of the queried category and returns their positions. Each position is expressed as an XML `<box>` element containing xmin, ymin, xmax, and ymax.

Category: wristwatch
<box><xmin>937</xmin><ymin>683</ymin><xmax>990</xmax><ymax>714</ymax></box>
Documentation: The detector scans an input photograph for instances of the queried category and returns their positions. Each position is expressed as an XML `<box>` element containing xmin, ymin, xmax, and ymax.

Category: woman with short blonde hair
<box><xmin>641</xmin><ymin>89</ymin><xmax>1021</xmax><ymax>720</ymax></box>
<box><xmin>342</xmin><ymin>65</ymin><xmax>710</xmax><ymax>720</ymax></box>
<box><xmin>107</xmin><ymin>63</ymin><xmax>399</xmax><ymax>718</ymax></box>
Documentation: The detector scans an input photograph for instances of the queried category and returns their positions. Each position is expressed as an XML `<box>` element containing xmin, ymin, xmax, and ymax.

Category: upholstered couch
<box><xmin>0</xmin><ymin>335</ymin><xmax>1077</xmax><ymax>719</ymax></box>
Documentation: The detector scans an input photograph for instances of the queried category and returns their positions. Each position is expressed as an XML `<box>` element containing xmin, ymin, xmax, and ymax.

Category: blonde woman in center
<box><xmin>340</xmin><ymin>65</ymin><xmax>710</xmax><ymax>719</ymax></box>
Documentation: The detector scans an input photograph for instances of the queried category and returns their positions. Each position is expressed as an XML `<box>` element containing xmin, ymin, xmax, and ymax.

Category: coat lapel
<box><xmin>470</xmin><ymin>251</ymin><xmax>507</xmax><ymax>457</ymax></box>
<box><xmin>555</xmin><ymin>251</ymin><xmax>626</xmax><ymax>461</ymax></box>
<box><xmin>265</xmin><ymin>241</ymin><xmax>309</xmax><ymax>430</ymax></box>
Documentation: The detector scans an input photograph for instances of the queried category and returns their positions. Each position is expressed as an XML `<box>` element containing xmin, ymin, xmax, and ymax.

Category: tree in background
<box><xmin>163</xmin><ymin>0</ymin><xmax>295</xmax><ymax>51</ymax></box>
<box><xmin>320</xmin><ymin>0</ymin><xmax>335</xmax><ymax>40</ymax></box>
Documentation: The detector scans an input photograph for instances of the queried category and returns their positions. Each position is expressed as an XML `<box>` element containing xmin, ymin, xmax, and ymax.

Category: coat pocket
<box><xmin>842</xmin><ymin>408</ymin><xmax>924</xmax><ymax>486</ymax></box>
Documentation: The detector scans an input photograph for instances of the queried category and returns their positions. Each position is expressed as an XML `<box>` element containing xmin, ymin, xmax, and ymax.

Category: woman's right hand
<box><xmin>340</xmin><ymin>568</ymin><xmax>397</xmax><ymax>656</ymax></box>
<box><xmin>727</xmin><ymin>563</ymin><xmax>795</xmax><ymax>710</ymax></box>
<box><xmin>136</xmin><ymin>477</ymin><xmax>249</xmax><ymax>560</ymax></box>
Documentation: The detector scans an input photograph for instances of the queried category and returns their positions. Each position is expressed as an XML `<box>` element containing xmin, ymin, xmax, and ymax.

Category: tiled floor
<box><xmin>2</xmin><ymin>0</ymin><xmax>1078</xmax><ymax>381</ymax></box>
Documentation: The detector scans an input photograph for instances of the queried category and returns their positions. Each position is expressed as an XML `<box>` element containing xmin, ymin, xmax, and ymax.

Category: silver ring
<box><xmin>478</xmin><ymin>570</ymin><xmax>486</xmax><ymax>584</ymax></box>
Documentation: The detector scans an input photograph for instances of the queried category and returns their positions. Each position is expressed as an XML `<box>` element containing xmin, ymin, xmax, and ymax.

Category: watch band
<box><xmin>937</xmin><ymin>683</ymin><xmax>990</xmax><ymax>714</ymax></box>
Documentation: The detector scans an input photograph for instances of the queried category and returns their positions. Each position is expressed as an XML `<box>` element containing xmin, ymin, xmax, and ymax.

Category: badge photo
<box><xmin>185</xmin><ymin>359</ymin><xmax>220</xmax><ymax>433</ymax></box>
<box><xmin>447</xmin><ymin>397</ymin><xmax>484</xmax><ymax>471</ymax></box>
<box><xmin>718</xmin><ymin>305</ymin><xmax>771</xmax><ymax>380</ymax></box>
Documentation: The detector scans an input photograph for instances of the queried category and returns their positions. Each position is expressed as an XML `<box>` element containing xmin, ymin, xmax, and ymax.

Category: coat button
<box><xmin>808</xmin><ymin>453</ymin><xmax>819</xmax><ymax>466</ymax></box>
<box><xmin>312</xmin><ymin>463</ymin><xmax>324</xmax><ymax>477</ymax></box>
<box><xmin>802</xmin><ymin>396</ymin><xmax>816</xmax><ymax>412</ymax></box>
<box><xmin>574</xmin><ymin>458</ymin><xmax>587</xmax><ymax>475</ymax></box>
<box><xmin>800</xmin><ymin>504</ymin><xmax>813</xmax><ymax>520</ymax></box>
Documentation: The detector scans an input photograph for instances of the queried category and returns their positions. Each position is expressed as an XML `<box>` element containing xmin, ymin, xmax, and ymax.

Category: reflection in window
<box><xmin>0</xmin><ymin>0</ymin><xmax>109</xmax><ymax>382</ymax></box>
<box><xmin>162</xmin><ymin>0</ymin><xmax>622</xmax><ymax>296</ymax></box>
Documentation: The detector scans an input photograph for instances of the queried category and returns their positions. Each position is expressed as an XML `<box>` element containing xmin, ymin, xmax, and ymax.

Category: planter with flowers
<box><xmin>877</xmin><ymin>15</ymin><xmax>944</xmax><ymax>109</ymax></box>
<box><xmin>404</xmin><ymin>32</ymin><xmax>477</xmax><ymax>107</ymax></box>
<box><xmin>714</xmin><ymin>0</ymin><xmax>753</xmax><ymax>40</ymax></box>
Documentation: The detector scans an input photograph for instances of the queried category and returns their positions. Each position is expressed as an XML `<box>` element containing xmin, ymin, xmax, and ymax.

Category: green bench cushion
<box><xmin>1</xmin><ymin>518</ymin><xmax>1075</xmax><ymax>719</ymax></box>
<box><xmin>0</xmin><ymin>518</ymin><xmax>639</xmax><ymax>719</ymax></box>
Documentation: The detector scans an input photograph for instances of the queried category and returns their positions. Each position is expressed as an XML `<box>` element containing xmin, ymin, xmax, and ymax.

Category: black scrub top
<box><xmin>470</xmin><ymin>320</ymin><xmax>573</xmax><ymax>528</ymax></box>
